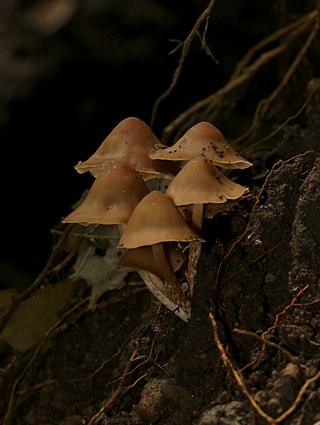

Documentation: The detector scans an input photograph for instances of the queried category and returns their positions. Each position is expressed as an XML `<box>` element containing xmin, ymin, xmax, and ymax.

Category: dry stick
<box><xmin>262</xmin><ymin>284</ymin><xmax>310</xmax><ymax>339</ymax></box>
<box><xmin>162</xmin><ymin>10</ymin><xmax>317</xmax><ymax>143</ymax></box>
<box><xmin>202</xmin><ymin>13</ymin><xmax>317</xmax><ymax>125</ymax></box>
<box><xmin>233</xmin><ymin>328</ymin><xmax>293</xmax><ymax>362</ymax></box>
<box><xmin>150</xmin><ymin>0</ymin><xmax>217</xmax><ymax>129</ymax></box>
<box><xmin>236</xmin><ymin>285</ymin><xmax>320</xmax><ymax>373</ymax></box>
<box><xmin>81</xmin><ymin>320</ymin><xmax>150</xmax><ymax>383</ymax></box>
<box><xmin>87</xmin><ymin>349</ymin><xmax>138</xmax><ymax>425</ymax></box>
<box><xmin>0</xmin><ymin>224</ymin><xmax>77</xmax><ymax>333</ymax></box>
<box><xmin>163</xmin><ymin>44</ymin><xmax>285</xmax><ymax>143</ymax></box>
<box><xmin>242</xmin><ymin>80</ymin><xmax>320</xmax><ymax>155</ymax></box>
<box><xmin>234</xmin><ymin>22</ymin><xmax>320</xmax><ymax>145</ymax></box>
<box><xmin>151</xmin><ymin>243</ymin><xmax>190</xmax><ymax>315</ymax></box>
<box><xmin>275</xmin><ymin>371</ymin><xmax>320</xmax><ymax>423</ymax></box>
<box><xmin>15</xmin><ymin>379</ymin><xmax>55</xmax><ymax>406</ymax></box>
<box><xmin>122</xmin><ymin>335</ymin><xmax>158</xmax><ymax>390</ymax></box>
<box><xmin>209</xmin><ymin>309</ymin><xmax>275</xmax><ymax>424</ymax></box>
<box><xmin>107</xmin><ymin>355</ymin><xmax>149</xmax><ymax>386</ymax></box>
<box><xmin>200</xmin><ymin>11</ymin><xmax>316</xmax><ymax>126</ymax></box>
<box><xmin>209</xmin><ymin>309</ymin><xmax>320</xmax><ymax>424</ymax></box>
<box><xmin>198</xmin><ymin>14</ymin><xmax>219</xmax><ymax>64</ymax></box>
<box><xmin>231</xmin><ymin>10</ymin><xmax>317</xmax><ymax>80</ymax></box>
<box><xmin>48</xmin><ymin>242</ymin><xmax>81</xmax><ymax>274</ymax></box>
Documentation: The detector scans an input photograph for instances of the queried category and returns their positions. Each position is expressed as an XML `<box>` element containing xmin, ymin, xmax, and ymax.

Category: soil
<box><xmin>1</xmin><ymin>2</ymin><xmax>320</xmax><ymax>425</ymax></box>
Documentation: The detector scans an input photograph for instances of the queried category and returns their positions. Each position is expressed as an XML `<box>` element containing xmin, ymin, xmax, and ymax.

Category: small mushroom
<box><xmin>166</xmin><ymin>156</ymin><xmax>249</xmax><ymax>290</ymax></box>
<box><xmin>74</xmin><ymin>116</ymin><xmax>180</xmax><ymax>180</ymax></box>
<box><xmin>118</xmin><ymin>191</ymin><xmax>202</xmax><ymax>248</ymax></box>
<box><xmin>166</xmin><ymin>156</ymin><xmax>248</xmax><ymax>209</ymax></box>
<box><xmin>61</xmin><ymin>161</ymin><xmax>150</xmax><ymax>226</ymax></box>
<box><xmin>118</xmin><ymin>190</ymin><xmax>202</xmax><ymax>319</ymax></box>
<box><xmin>149</xmin><ymin>121</ymin><xmax>252</xmax><ymax>169</ymax></box>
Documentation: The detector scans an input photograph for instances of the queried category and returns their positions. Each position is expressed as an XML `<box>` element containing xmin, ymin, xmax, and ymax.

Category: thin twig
<box><xmin>231</xmin><ymin>11</ymin><xmax>316</xmax><ymax>80</ymax></box>
<box><xmin>209</xmin><ymin>308</ymin><xmax>275</xmax><ymax>423</ymax></box>
<box><xmin>262</xmin><ymin>284</ymin><xmax>310</xmax><ymax>339</ymax></box>
<box><xmin>235</xmin><ymin>22</ymin><xmax>319</xmax><ymax>144</ymax></box>
<box><xmin>242</xmin><ymin>80</ymin><xmax>320</xmax><ymax>154</ymax></box>
<box><xmin>150</xmin><ymin>0</ymin><xmax>217</xmax><ymax>129</ymax></box>
<box><xmin>209</xmin><ymin>307</ymin><xmax>320</xmax><ymax>424</ymax></box>
<box><xmin>162</xmin><ymin>43</ymin><xmax>285</xmax><ymax>143</ymax></box>
<box><xmin>87</xmin><ymin>349</ymin><xmax>138</xmax><ymax>425</ymax></box>
<box><xmin>162</xmin><ymin>10</ymin><xmax>317</xmax><ymax>144</ymax></box>
<box><xmin>233</xmin><ymin>328</ymin><xmax>292</xmax><ymax>361</ymax></box>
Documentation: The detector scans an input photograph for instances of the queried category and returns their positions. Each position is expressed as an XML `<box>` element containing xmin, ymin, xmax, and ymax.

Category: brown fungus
<box><xmin>62</xmin><ymin>118</ymin><xmax>252</xmax><ymax>321</ymax></box>
<box><xmin>62</xmin><ymin>161</ymin><xmax>150</xmax><ymax>226</ymax></box>
<box><xmin>166</xmin><ymin>156</ymin><xmax>248</xmax><ymax>207</ymax></box>
<box><xmin>118</xmin><ymin>190</ymin><xmax>202</xmax><ymax>320</ymax></box>
<box><xmin>149</xmin><ymin>121</ymin><xmax>252</xmax><ymax>169</ymax></box>
<box><xmin>118</xmin><ymin>191</ymin><xmax>202</xmax><ymax>248</ymax></box>
<box><xmin>75</xmin><ymin>116</ymin><xmax>179</xmax><ymax>180</ymax></box>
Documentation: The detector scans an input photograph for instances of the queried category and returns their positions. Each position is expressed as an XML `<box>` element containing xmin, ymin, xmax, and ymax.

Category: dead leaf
<box><xmin>0</xmin><ymin>279</ymin><xmax>75</xmax><ymax>352</ymax></box>
<box><xmin>71</xmin><ymin>245</ymin><xmax>128</xmax><ymax>309</ymax></box>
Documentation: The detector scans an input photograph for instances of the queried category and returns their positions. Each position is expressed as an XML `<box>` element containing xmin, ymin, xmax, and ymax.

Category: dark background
<box><xmin>0</xmin><ymin>0</ymin><xmax>315</xmax><ymax>286</ymax></box>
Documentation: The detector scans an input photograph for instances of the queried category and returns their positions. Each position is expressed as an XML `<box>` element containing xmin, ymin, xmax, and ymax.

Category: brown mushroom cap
<box><xmin>74</xmin><ymin>116</ymin><xmax>179</xmax><ymax>180</ymax></box>
<box><xmin>62</xmin><ymin>161</ymin><xmax>150</xmax><ymax>226</ymax></box>
<box><xmin>166</xmin><ymin>156</ymin><xmax>248</xmax><ymax>205</ymax></box>
<box><xmin>118</xmin><ymin>191</ymin><xmax>202</xmax><ymax>249</ymax></box>
<box><xmin>149</xmin><ymin>121</ymin><xmax>253</xmax><ymax>169</ymax></box>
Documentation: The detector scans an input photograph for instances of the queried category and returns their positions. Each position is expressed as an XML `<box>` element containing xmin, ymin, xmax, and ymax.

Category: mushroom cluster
<box><xmin>62</xmin><ymin>117</ymin><xmax>252</xmax><ymax>321</ymax></box>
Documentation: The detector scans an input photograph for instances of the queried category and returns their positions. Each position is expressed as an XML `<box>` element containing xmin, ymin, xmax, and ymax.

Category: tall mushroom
<box><xmin>166</xmin><ymin>156</ymin><xmax>249</xmax><ymax>290</ymax></box>
<box><xmin>118</xmin><ymin>190</ymin><xmax>202</xmax><ymax>321</ymax></box>
<box><xmin>149</xmin><ymin>121</ymin><xmax>252</xmax><ymax>169</ymax></box>
<box><xmin>75</xmin><ymin>116</ymin><xmax>180</xmax><ymax>180</ymax></box>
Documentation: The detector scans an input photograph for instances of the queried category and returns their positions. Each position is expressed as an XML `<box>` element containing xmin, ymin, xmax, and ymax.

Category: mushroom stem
<box><xmin>117</xmin><ymin>223</ymin><xmax>126</xmax><ymax>236</ymax></box>
<box><xmin>187</xmin><ymin>204</ymin><xmax>204</xmax><ymax>293</ymax></box>
<box><xmin>138</xmin><ymin>270</ymin><xmax>191</xmax><ymax>322</ymax></box>
<box><xmin>191</xmin><ymin>203</ymin><xmax>204</xmax><ymax>232</ymax></box>
<box><xmin>152</xmin><ymin>243</ymin><xmax>188</xmax><ymax>308</ymax></box>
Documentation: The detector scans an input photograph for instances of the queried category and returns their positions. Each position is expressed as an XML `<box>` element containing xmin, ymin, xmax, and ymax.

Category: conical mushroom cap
<box><xmin>62</xmin><ymin>161</ymin><xmax>150</xmax><ymax>226</ymax></box>
<box><xmin>166</xmin><ymin>156</ymin><xmax>248</xmax><ymax>205</ymax></box>
<box><xmin>149</xmin><ymin>121</ymin><xmax>253</xmax><ymax>169</ymax></box>
<box><xmin>75</xmin><ymin>116</ymin><xmax>179</xmax><ymax>180</ymax></box>
<box><xmin>118</xmin><ymin>191</ymin><xmax>202</xmax><ymax>248</ymax></box>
